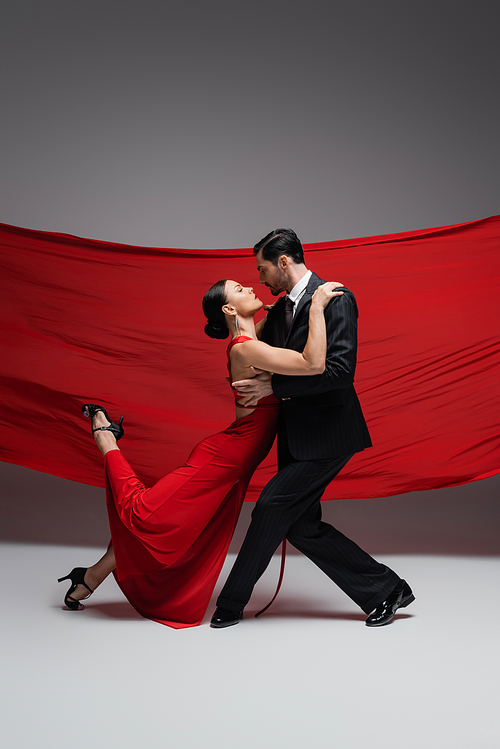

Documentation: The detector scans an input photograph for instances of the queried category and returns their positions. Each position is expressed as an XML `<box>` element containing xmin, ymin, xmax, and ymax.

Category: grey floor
<box><xmin>1</xmin><ymin>543</ymin><xmax>499</xmax><ymax>748</ymax></box>
<box><xmin>1</xmin><ymin>463</ymin><xmax>499</xmax><ymax>748</ymax></box>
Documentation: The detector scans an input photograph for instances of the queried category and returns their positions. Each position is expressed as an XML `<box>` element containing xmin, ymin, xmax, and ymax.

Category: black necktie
<box><xmin>284</xmin><ymin>296</ymin><xmax>294</xmax><ymax>339</ymax></box>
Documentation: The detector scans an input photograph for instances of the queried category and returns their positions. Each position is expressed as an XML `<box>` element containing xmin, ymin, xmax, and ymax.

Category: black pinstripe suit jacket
<box><xmin>261</xmin><ymin>272</ymin><xmax>372</xmax><ymax>460</ymax></box>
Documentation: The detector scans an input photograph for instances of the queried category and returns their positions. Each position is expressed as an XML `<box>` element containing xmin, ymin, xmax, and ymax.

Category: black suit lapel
<box><xmin>285</xmin><ymin>273</ymin><xmax>323</xmax><ymax>344</ymax></box>
<box><xmin>266</xmin><ymin>295</ymin><xmax>287</xmax><ymax>347</ymax></box>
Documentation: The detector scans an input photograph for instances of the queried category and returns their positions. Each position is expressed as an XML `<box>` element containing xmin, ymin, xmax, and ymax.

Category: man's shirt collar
<box><xmin>288</xmin><ymin>269</ymin><xmax>312</xmax><ymax>305</ymax></box>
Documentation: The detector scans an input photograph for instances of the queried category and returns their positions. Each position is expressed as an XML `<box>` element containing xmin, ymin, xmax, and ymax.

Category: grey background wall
<box><xmin>1</xmin><ymin>0</ymin><xmax>499</xmax><ymax>554</ymax></box>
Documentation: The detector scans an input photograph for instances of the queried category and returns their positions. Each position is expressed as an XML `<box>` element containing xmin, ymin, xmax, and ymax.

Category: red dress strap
<box><xmin>255</xmin><ymin>539</ymin><xmax>287</xmax><ymax>618</ymax></box>
<box><xmin>226</xmin><ymin>335</ymin><xmax>255</xmax><ymax>354</ymax></box>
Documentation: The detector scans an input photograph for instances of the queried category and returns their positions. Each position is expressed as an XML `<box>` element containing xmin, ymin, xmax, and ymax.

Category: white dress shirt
<box><xmin>287</xmin><ymin>269</ymin><xmax>312</xmax><ymax>317</ymax></box>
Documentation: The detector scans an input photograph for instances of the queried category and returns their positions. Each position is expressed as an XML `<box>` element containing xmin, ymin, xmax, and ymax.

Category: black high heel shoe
<box><xmin>81</xmin><ymin>403</ymin><xmax>124</xmax><ymax>441</ymax></box>
<box><xmin>57</xmin><ymin>567</ymin><xmax>94</xmax><ymax>610</ymax></box>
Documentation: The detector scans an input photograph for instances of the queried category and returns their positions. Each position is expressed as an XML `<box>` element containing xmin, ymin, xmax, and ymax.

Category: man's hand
<box><xmin>232</xmin><ymin>369</ymin><xmax>273</xmax><ymax>407</ymax></box>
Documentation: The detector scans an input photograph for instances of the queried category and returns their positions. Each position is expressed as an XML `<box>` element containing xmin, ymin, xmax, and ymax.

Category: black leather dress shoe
<box><xmin>365</xmin><ymin>580</ymin><xmax>415</xmax><ymax>627</ymax></box>
<box><xmin>210</xmin><ymin>607</ymin><xmax>243</xmax><ymax>628</ymax></box>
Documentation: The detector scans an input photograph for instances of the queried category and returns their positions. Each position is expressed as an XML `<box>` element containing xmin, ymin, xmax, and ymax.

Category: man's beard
<box><xmin>267</xmin><ymin>266</ymin><xmax>288</xmax><ymax>296</ymax></box>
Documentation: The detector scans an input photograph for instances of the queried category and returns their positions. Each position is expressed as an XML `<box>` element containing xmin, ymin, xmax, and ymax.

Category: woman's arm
<box><xmin>272</xmin><ymin>290</ymin><xmax>358</xmax><ymax>399</ymax></box>
<box><xmin>231</xmin><ymin>283</ymin><xmax>342</xmax><ymax>376</ymax></box>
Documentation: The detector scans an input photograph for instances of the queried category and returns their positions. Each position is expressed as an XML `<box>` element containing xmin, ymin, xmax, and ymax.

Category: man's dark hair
<box><xmin>253</xmin><ymin>228</ymin><xmax>305</xmax><ymax>266</ymax></box>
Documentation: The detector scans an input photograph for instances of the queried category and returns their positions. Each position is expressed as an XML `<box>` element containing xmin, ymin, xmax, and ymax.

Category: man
<box><xmin>211</xmin><ymin>228</ymin><xmax>414</xmax><ymax>628</ymax></box>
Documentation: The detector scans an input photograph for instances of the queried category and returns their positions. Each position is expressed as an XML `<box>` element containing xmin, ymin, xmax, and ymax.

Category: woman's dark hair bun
<box><xmin>204</xmin><ymin>320</ymin><xmax>229</xmax><ymax>340</ymax></box>
<box><xmin>202</xmin><ymin>280</ymin><xmax>230</xmax><ymax>339</ymax></box>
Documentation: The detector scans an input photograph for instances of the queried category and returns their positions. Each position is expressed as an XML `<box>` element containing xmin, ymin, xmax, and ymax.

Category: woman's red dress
<box><xmin>104</xmin><ymin>336</ymin><xmax>280</xmax><ymax>628</ymax></box>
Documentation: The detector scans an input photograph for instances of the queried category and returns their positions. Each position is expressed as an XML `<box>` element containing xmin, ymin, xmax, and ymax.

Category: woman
<box><xmin>58</xmin><ymin>278</ymin><xmax>342</xmax><ymax>628</ymax></box>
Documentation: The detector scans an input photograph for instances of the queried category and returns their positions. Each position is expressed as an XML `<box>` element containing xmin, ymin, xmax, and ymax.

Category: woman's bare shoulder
<box><xmin>230</xmin><ymin>338</ymin><xmax>268</xmax><ymax>362</ymax></box>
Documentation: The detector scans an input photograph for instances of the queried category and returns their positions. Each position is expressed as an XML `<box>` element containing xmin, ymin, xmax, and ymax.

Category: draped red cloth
<box><xmin>0</xmin><ymin>217</ymin><xmax>499</xmax><ymax>500</ymax></box>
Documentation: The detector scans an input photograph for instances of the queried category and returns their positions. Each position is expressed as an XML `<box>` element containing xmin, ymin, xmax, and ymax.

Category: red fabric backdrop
<box><xmin>0</xmin><ymin>217</ymin><xmax>499</xmax><ymax>500</ymax></box>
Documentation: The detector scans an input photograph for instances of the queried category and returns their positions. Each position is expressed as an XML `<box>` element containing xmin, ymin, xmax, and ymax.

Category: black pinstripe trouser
<box><xmin>217</xmin><ymin>434</ymin><xmax>400</xmax><ymax>615</ymax></box>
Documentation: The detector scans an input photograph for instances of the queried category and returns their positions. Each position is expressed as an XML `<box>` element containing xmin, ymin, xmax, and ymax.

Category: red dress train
<box><xmin>104</xmin><ymin>337</ymin><xmax>280</xmax><ymax>628</ymax></box>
